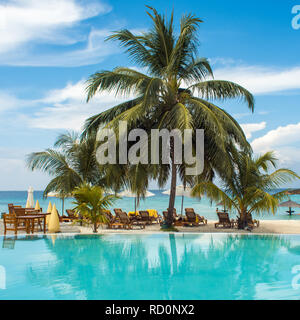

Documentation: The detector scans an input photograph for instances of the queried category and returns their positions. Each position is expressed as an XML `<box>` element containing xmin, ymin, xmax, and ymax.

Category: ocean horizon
<box><xmin>1</xmin><ymin>189</ymin><xmax>300</xmax><ymax>221</ymax></box>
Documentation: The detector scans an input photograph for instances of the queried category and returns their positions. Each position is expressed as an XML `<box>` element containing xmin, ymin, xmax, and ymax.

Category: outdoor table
<box><xmin>16</xmin><ymin>213</ymin><xmax>50</xmax><ymax>234</ymax></box>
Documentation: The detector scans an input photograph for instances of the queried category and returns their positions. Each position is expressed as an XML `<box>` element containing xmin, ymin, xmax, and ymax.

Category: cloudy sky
<box><xmin>0</xmin><ymin>0</ymin><xmax>300</xmax><ymax>190</ymax></box>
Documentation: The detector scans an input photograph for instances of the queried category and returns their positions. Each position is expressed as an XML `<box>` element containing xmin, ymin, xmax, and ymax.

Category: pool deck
<box><xmin>1</xmin><ymin>219</ymin><xmax>300</xmax><ymax>235</ymax></box>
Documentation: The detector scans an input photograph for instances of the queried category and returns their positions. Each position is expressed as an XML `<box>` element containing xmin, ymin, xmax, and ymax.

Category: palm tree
<box><xmin>191</xmin><ymin>151</ymin><xmax>300</xmax><ymax>228</ymax></box>
<box><xmin>26</xmin><ymin>131</ymin><xmax>104</xmax><ymax>213</ymax></box>
<box><xmin>73</xmin><ymin>184</ymin><xmax>118</xmax><ymax>233</ymax></box>
<box><xmin>84</xmin><ymin>6</ymin><xmax>254</xmax><ymax>228</ymax></box>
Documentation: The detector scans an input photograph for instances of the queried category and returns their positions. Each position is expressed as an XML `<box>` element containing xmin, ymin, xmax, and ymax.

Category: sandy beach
<box><xmin>1</xmin><ymin>219</ymin><xmax>300</xmax><ymax>236</ymax></box>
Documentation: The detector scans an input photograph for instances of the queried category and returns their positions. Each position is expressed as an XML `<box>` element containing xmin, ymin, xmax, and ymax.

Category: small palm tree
<box><xmin>191</xmin><ymin>151</ymin><xmax>300</xmax><ymax>228</ymax></box>
<box><xmin>26</xmin><ymin>131</ymin><xmax>104</xmax><ymax>207</ymax></box>
<box><xmin>84</xmin><ymin>6</ymin><xmax>254</xmax><ymax>228</ymax></box>
<box><xmin>73</xmin><ymin>184</ymin><xmax>118</xmax><ymax>233</ymax></box>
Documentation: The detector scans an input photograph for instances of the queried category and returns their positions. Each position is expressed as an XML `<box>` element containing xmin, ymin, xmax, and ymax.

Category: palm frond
<box><xmin>178</xmin><ymin>58</ymin><xmax>213</xmax><ymax>84</ymax></box>
<box><xmin>86</xmin><ymin>68</ymin><xmax>152</xmax><ymax>101</ymax></box>
<box><xmin>189</xmin><ymin>80</ymin><xmax>254</xmax><ymax>111</ymax></box>
<box><xmin>191</xmin><ymin>181</ymin><xmax>237</xmax><ymax>211</ymax></box>
<box><xmin>106</xmin><ymin>30</ymin><xmax>154</xmax><ymax>68</ymax></box>
<box><xmin>82</xmin><ymin>97</ymin><xmax>143</xmax><ymax>136</ymax></box>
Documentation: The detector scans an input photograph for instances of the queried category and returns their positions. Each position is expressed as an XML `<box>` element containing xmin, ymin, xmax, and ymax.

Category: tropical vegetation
<box><xmin>84</xmin><ymin>6</ymin><xmax>254</xmax><ymax>228</ymax></box>
<box><xmin>26</xmin><ymin>131</ymin><xmax>103</xmax><ymax>201</ymax></box>
<box><xmin>73</xmin><ymin>184</ymin><xmax>118</xmax><ymax>233</ymax></box>
<box><xmin>191</xmin><ymin>151</ymin><xmax>300</xmax><ymax>228</ymax></box>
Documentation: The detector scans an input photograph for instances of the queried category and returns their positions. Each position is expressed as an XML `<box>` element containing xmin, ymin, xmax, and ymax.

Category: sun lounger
<box><xmin>215</xmin><ymin>212</ymin><xmax>236</xmax><ymax>228</ymax></box>
<box><xmin>146</xmin><ymin>209</ymin><xmax>162</xmax><ymax>223</ymax></box>
<box><xmin>114</xmin><ymin>208</ymin><xmax>123</xmax><ymax>216</ymax></box>
<box><xmin>104</xmin><ymin>211</ymin><xmax>124</xmax><ymax>229</ymax></box>
<box><xmin>184</xmin><ymin>208</ymin><xmax>207</xmax><ymax>226</ymax></box>
<box><xmin>114</xmin><ymin>208</ymin><xmax>139</xmax><ymax>222</ymax></box>
<box><xmin>138</xmin><ymin>211</ymin><xmax>157</xmax><ymax>224</ymax></box>
<box><xmin>65</xmin><ymin>209</ymin><xmax>78</xmax><ymax>221</ymax></box>
<box><xmin>185</xmin><ymin>208</ymin><xmax>207</xmax><ymax>225</ymax></box>
<box><xmin>117</xmin><ymin>211</ymin><xmax>146</xmax><ymax>229</ymax></box>
<box><xmin>162</xmin><ymin>210</ymin><xmax>187</xmax><ymax>226</ymax></box>
<box><xmin>246</xmin><ymin>213</ymin><xmax>260</xmax><ymax>228</ymax></box>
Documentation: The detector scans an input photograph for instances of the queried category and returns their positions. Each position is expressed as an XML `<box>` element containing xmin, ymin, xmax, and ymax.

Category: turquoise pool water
<box><xmin>0</xmin><ymin>233</ymin><xmax>300</xmax><ymax>300</ymax></box>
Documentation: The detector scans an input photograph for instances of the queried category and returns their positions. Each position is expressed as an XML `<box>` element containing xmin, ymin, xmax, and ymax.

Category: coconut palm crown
<box><xmin>191</xmin><ymin>151</ymin><xmax>300</xmax><ymax>228</ymax></box>
<box><xmin>26</xmin><ymin>131</ymin><xmax>103</xmax><ymax>198</ymax></box>
<box><xmin>84</xmin><ymin>6</ymin><xmax>254</xmax><ymax>228</ymax></box>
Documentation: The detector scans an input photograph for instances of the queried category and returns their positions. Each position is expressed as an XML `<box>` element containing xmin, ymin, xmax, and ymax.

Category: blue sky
<box><xmin>1</xmin><ymin>0</ymin><xmax>300</xmax><ymax>190</ymax></box>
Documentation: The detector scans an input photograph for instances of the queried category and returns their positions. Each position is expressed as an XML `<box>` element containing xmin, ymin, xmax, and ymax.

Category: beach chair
<box><xmin>185</xmin><ymin>208</ymin><xmax>207</xmax><ymax>226</ymax></box>
<box><xmin>162</xmin><ymin>210</ymin><xmax>186</xmax><ymax>226</ymax></box>
<box><xmin>246</xmin><ymin>213</ymin><xmax>260</xmax><ymax>228</ymax></box>
<box><xmin>118</xmin><ymin>211</ymin><xmax>146</xmax><ymax>229</ymax></box>
<box><xmin>147</xmin><ymin>209</ymin><xmax>162</xmax><ymax>223</ymax></box>
<box><xmin>167</xmin><ymin>208</ymin><xmax>179</xmax><ymax>216</ymax></box>
<box><xmin>3</xmin><ymin>214</ymin><xmax>27</xmax><ymax>235</ymax></box>
<box><xmin>53</xmin><ymin>209</ymin><xmax>73</xmax><ymax>223</ymax></box>
<box><xmin>139</xmin><ymin>211</ymin><xmax>156</xmax><ymax>225</ymax></box>
<box><xmin>215</xmin><ymin>212</ymin><xmax>236</xmax><ymax>228</ymax></box>
<box><xmin>104</xmin><ymin>211</ymin><xmax>124</xmax><ymax>229</ymax></box>
<box><xmin>8</xmin><ymin>204</ymin><xmax>21</xmax><ymax>215</ymax></box>
<box><xmin>12</xmin><ymin>207</ymin><xmax>26</xmax><ymax>216</ymax></box>
<box><xmin>7</xmin><ymin>203</ymin><xmax>13</xmax><ymax>213</ymax></box>
<box><xmin>114</xmin><ymin>208</ymin><xmax>138</xmax><ymax>222</ymax></box>
<box><xmin>114</xmin><ymin>208</ymin><xmax>122</xmax><ymax>214</ymax></box>
<box><xmin>163</xmin><ymin>211</ymin><xmax>176</xmax><ymax>220</ymax></box>
<box><xmin>65</xmin><ymin>209</ymin><xmax>78</xmax><ymax>221</ymax></box>
<box><xmin>113</xmin><ymin>209</ymin><xmax>123</xmax><ymax>220</ymax></box>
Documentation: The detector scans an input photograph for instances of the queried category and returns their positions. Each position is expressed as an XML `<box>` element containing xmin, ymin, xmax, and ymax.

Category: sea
<box><xmin>1</xmin><ymin>189</ymin><xmax>300</xmax><ymax>220</ymax></box>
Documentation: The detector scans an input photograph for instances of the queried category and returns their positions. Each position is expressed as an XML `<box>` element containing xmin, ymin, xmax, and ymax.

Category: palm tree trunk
<box><xmin>238</xmin><ymin>209</ymin><xmax>248</xmax><ymax>229</ymax></box>
<box><xmin>167</xmin><ymin>138</ymin><xmax>176</xmax><ymax>227</ymax></box>
<box><xmin>93</xmin><ymin>222</ymin><xmax>98</xmax><ymax>233</ymax></box>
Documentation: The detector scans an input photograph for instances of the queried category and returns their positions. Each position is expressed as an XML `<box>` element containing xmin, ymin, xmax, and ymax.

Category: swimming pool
<box><xmin>0</xmin><ymin>233</ymin><xmax>300</xmax><ymax>300</ymax></box>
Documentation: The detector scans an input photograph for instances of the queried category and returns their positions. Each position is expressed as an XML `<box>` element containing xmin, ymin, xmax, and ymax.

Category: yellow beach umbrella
<box><xmin>35</xmin><ymin>200</ymin><xmax>40</xmax><ymax>210</ymax></box>
<box><xmin>48</xmin><ymin>203</ymin><xmax>60</xmax><ymax>233</ymax></box>
<box><xmin>47</xmin><ymin>201</ymin><xmax>52</xmax><ymax>213</ymax></box>
<box><xmin>46</xmin><ymin>201</ymin><xmax>52</xmax><ymax>225</ymax></box>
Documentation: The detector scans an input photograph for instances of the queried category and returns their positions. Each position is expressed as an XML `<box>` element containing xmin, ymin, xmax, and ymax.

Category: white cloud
<box><xmin>3</xmin><ymin>28</ymin><xmax>117</xmax><ymax>67</ymax></box>
<box><xmin>0</xmin><ymin>0</ymin><xmax>110</xmax><ymax>52</ymax></box>
<box><xmin>0</xmin><ymin>91</ymin><xmax>22</xmax><ymax>112</ymax></box>
<box><xmin>233</xmin><ymin>111</ymin><xmax>269</xmax><ymax>120</ymax></box>
<box><xmin>252</xmin><ymin>123</ymin><xmax>300</xmax><ymax>152</ymax></box>
<box><xmin>26</xmin><ymin>80</ymin><xmax>128</xmax><ymax>130</ymax></box>
<box><xmin>214</xmin><ymin>65</ymin><xmax>300</xmax><ymax>95</ymax></box>
<box><xmin>0</xmin><ymin>0</ymin><xmax>114</xmax><ymax>66</ymax></box>
<box><xmin>251</xmin><ymin>123</ymin><xmax>300</xmax><ymax>173</ymax></box>
<box><xmin>240</xmin><ymin>122</ymin><xmax>266</xmax><ymax>139</ymax></box>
